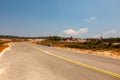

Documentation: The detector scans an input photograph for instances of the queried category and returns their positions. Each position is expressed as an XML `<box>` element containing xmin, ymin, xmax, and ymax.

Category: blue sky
<box><xmin>0</xmin><ymin>0</ymin><xmax>120</xmax><ymax>38</ymax></box>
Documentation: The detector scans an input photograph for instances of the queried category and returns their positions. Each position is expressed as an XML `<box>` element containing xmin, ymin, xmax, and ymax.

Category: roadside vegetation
<box><xmin>65</xmin><ymin>38</ymin><xmax>120</xmax><ymax>49</ymax></box>
<box><xmin>37</xmin><ymin>36</ymin><xmax>120</xmax><ymax>57</ymax></box>
<box><xmin>37</xmin><ymin>36</ymin><xmax>120</xmax><ymax>49</ymax></box>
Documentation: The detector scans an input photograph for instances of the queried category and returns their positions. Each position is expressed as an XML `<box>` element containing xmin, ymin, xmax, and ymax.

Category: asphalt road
<box><xmin>0</xmin><ymin>42</ymin><xmax>120</xmax><ymax>80</ymax></box>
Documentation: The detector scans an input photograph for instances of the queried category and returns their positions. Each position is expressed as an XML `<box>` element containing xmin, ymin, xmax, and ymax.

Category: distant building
<box><xmin>77</xmin><ymin>38</ymin><xmax>87</xmax><ymax>43</ymax></box>
<box><xmin>65</xmin><ymin>39</ymin><xmax>71</xmax><ymax>42</ymax></box>
<box><xmin>27</xmin><ymin>39</ymin><xmax>44</xmax><ymax>43</ymax></box>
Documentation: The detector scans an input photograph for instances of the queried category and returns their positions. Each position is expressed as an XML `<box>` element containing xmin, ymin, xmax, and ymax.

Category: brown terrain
<box><xmin>0</xmin><ymin>39</ymin><xmax>11</xmax><ymax>52</ymax></box>
<box><xmin>0</xmin><ymin>43</ymin><xmax>9</xmax><ymax>52</ymax></box>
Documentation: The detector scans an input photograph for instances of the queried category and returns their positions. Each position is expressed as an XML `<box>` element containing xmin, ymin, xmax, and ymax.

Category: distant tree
<box><xmin>100</xmin><ymin>36</ymin><xmax>103</xmax><ymax>40</ymax></box>
<box><xmin>108</xmin><ymin>40</ymin><xmax>113</xmax><ymax>48</ymax></box>
<box><xmin>48</xmin><ymin>36</ymin><xmax>61</xmax><ymax>41</ymax></box>
<box><xmin>70</xmin><ymin>36</ymin><xmax>73</xmax><ymax>40</ymax></box>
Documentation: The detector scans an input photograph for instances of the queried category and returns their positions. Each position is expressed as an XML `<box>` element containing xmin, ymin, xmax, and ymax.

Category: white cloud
<box><xmin>79</xmin><ymin>28</ymin><xmax>88</xmax><ymax>34</ymax></box>
<box><xmin>63</xmin><ymin>29</ymin><xmax>77</xmax><ymax>35</ymax></box>
<box><xmin>93</xmin><ymin>29</ymin><xmax>120</xmax><ymax>38</ymax></box>
<box><xmin>85</xmin><ymin>16</ymin><xmax>96</xmax><ymax>22</ymax></box>
<box><xmin>63</xmin><ymin>28</ymin><xmax>88</xmax><ymax>36</ymax></box>
<box><xmin>90</xmin><ymin>16</ymin><xmax>96</xmax><ymax>20</ymax></box>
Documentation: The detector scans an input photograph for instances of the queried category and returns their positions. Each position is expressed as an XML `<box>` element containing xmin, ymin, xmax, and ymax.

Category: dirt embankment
<box><xmin>64</xmin><ymin>48</ymin><xmax>120</xmax><ymax>58</ymax></box>
<box><xmin>0</xmin><ymin>43</ymin><xmax>9</xmax><ymax>52</ymax></box>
